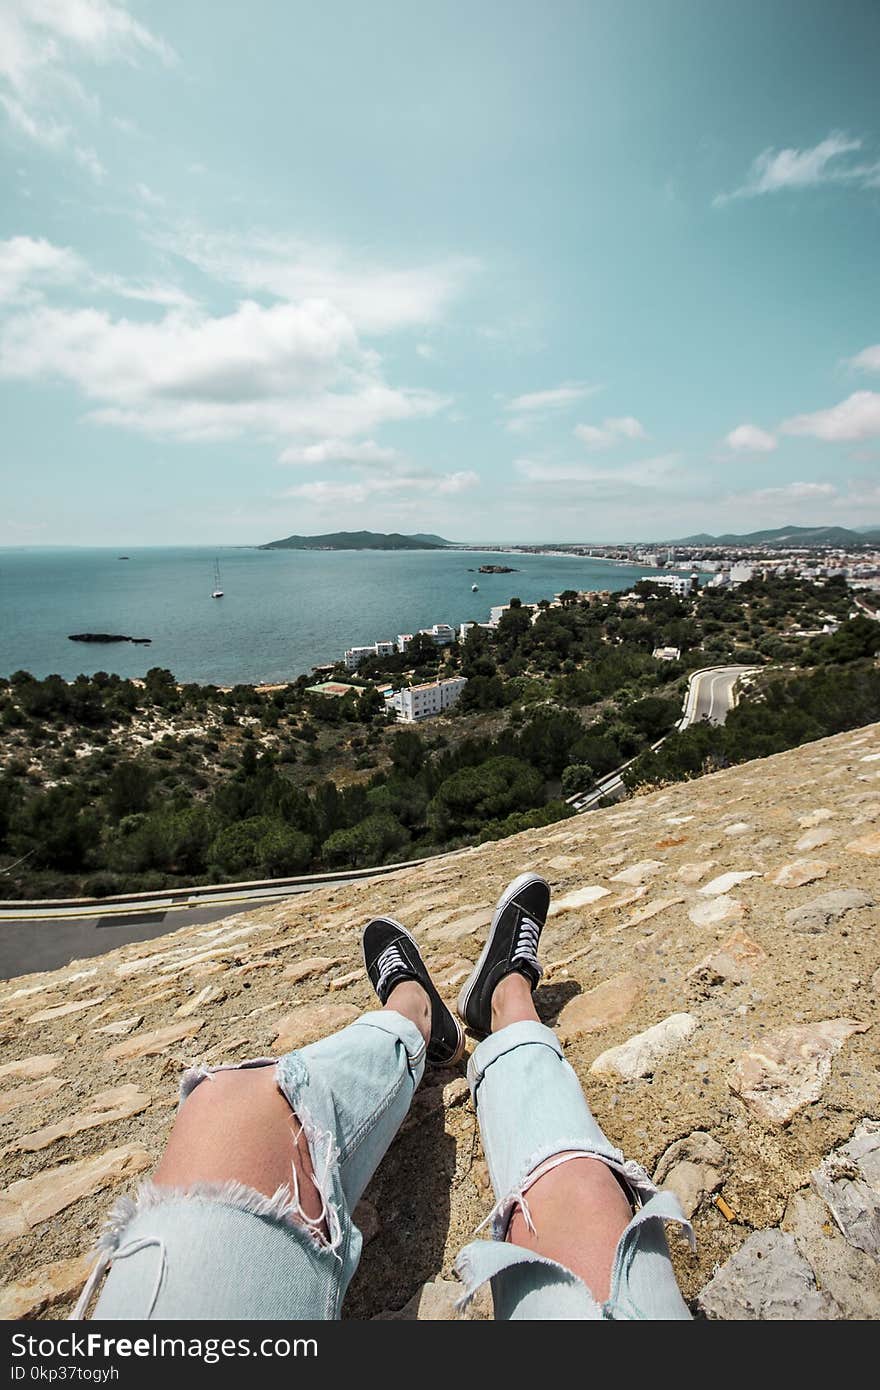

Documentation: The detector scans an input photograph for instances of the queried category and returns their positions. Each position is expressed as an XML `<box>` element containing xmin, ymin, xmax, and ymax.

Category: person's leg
<box><xmin>455</xmin><ymin>873</ymin><xmax>693</xmax><ymax>1320</ymax></box>
<box><xmin>79</xmin><ymin>982</ymin><xmax>432</xmax><ymax>1321</ymax></box>
<box><xmin>490</xmin><ymin>974</ymin><xmax>634</xmax><ymax>1302</ymax></box>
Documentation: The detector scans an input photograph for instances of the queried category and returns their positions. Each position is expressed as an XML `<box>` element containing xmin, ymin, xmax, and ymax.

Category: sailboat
<box><xmin>212</xmin><ymin>559</ymin><xmax>224</xmax><ymax>599</ymax></box>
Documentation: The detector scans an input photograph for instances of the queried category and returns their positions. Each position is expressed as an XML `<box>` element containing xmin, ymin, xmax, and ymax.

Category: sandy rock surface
<box><xmin>1</xmin><ymin>723</ymin><xmax>878</xmax><ymax>1318</ymax></box>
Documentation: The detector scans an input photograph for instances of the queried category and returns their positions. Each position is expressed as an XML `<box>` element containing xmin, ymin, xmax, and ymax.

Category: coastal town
<box><xmin>305</xmin><ymin>540</ymin><xmax>880</xmax><ymax>724</ymax></box>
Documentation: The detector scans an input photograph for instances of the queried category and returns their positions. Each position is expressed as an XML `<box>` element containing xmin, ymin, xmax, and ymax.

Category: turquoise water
<box><xmin>0</xmin><ymin>547</ymin><xmax>663</xmax><ymax>685</ymax></box>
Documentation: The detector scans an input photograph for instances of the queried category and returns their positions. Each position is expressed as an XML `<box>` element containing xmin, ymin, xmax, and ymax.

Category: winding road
<box><xmin>0</xmin><ymin>664</ymin><xmax>758</xmax><ymax>978</ymax></box>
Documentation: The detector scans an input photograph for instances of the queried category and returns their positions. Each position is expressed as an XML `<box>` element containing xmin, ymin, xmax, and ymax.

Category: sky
<box><xmin>1</xmin><ymin>0</ymin><xmax>879</xmax><ymax>546</ymax></box>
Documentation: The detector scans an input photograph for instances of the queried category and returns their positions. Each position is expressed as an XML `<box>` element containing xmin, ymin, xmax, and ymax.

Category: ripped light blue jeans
<box><xmin>79</xmin><ymin>1012</ymin><xmax>692</xmax><ymax>1321</ymax></box>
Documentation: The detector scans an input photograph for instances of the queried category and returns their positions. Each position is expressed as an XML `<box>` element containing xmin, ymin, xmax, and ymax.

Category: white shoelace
<box><xmin>376</xmin><ymin>942</ymin><xmax>410</xmax><ymax>997</ymax></box>
<box><xmin>511</xmin><ymin>915</ymin><xmax>543</xmax><ymax>978</ymax></box>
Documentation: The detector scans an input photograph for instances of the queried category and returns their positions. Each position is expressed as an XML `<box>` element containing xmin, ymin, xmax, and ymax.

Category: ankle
<box><xmin>385</xmin><ymin>979</ymin><xmax>431</xmax><ymax>1046</ymax></box>
<box><xmin>491</xmin><ymin>970</ymin><xmax>539</xmax><ymax>1032</ymax></box>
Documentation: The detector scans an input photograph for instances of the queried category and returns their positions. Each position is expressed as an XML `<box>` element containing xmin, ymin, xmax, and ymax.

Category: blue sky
<box><xmin>1</xmin><ymin>0</ymin><xmax>879</xmax><ymax>545</ymax></box>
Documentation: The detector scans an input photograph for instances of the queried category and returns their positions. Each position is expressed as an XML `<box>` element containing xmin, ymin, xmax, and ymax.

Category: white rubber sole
<box><xmin>361</xmin><ymin>916</ymin><xmax>465</xmax><ymax>1066</ymax></box>
<box><xmin>455</xmin><ymin>872</ymin><xmax>550</xmax><ymax>1029</ymax></box>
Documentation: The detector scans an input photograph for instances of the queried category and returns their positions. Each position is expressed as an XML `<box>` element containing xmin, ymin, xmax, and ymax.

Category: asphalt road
<box><xmin>688</xmin><ymin>666</ymin><xmax>751</xmax><ymax>725</ymax></box>
<box><xmin>0</xmin><ymin>665</ymin><xmax>757</xmax><ymax>980</ymax></box>
<box><xmin>569</xmin><ymin>664</ymin><xmax>757</xmax><ymax>812</ymax></box>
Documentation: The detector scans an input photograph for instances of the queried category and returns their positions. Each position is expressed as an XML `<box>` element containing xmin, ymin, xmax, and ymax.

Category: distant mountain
<box><xmin>667</xmin><ymin>524</ymin><xmax>875</xmax><ymax>547</ymax></box>
<box><xmin>259</xmin><ymin>530</ymin><xmax>451</xmax><ymax>551</ymax></box>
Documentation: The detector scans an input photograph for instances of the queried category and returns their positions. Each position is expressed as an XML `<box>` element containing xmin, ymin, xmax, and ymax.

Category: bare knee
<box><xmin>153</xmin><ymin>1065</ymin><xmax>328</xmax><ymax>1239</ymax></box>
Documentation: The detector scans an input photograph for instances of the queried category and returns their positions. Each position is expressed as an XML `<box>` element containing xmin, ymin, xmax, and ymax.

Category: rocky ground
<box><xmin>1</xmin><ymin>723</ymin><xmax>878</xmax><ymax>1320</ymax></box>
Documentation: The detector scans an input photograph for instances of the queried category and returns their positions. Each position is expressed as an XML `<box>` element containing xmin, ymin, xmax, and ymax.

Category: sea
<box><xmin>0</xmin><ymin>547</ymin><xmax>666</xmax><ymax>687</ymax></box>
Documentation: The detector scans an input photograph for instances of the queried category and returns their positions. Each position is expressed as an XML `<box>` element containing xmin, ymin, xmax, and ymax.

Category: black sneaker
<box><xmin>362</xmin><ymin>917</ymin><xmax>465</xmax><ymax>1066</ymax></box>
<box><xmin>456</xmin><ymin>872</ymin><xmax>551</xmax><ymax>1037</ymax></box>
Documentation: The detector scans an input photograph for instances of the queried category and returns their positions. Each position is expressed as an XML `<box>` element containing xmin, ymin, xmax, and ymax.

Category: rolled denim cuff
<box><xmin>467</xmin><ymin>1019</ymin><xmax>563</xmax><ymax>1099</ymax></box>
<box><xmin>348</xmin><ymin>1009</ymin><xmax>427</xmax><ymax>1073</ymax></box>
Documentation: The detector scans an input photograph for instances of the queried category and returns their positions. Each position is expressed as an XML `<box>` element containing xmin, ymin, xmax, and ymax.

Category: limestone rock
<box><xmin>425</xmin><ymin>908</ymin><xmax>490</xmax><ymax>943</ymax></box>
<box><xmin>845</xmin><ymin>830</ymin><xmax>880</xmax><ymax>857</ymax></box>
<box><xmin>782</xmin><ymin>1188</ymin><xmax>880</xmax><ymax>1321</ymax></box>
<box><xmin>4</xmin><ymin>1084</ymin><xmax>151</xmax><ymax>1156</ymax></box>
<box><xmin>95</xmin><ymin>1016</ymin><xmax>144</xmax><ymax>1036</ymax></box>
<box><xmin>812</xmin><ymin>1119</ymin><xmax>880</xmax><ymax>1261</ymax></box>
<box><xmin>0</xmin><ymin>1144</ymin><xmax>152</xmax><ymax>1247</ymax></box>
<box><xmin>0</xmin><ymin>1076</ymin><xmax>64</xmax><ymax>1117</ymax></box>
<box><xmin>589</xmin><ymin>1013</ymin><xmax>697</xmax><ymax>1081</ymax></box>
<box><xmin>798</xmin><ymin>809</ymin><xmax>835</xmax><ymax>828</ymax></box>
<box><xmin>176</xmin><ymin>984</ymin><xmax>226</xmax><ymax>1017</ymax></box>
<box><xmin>28</xmin><ymin>997</ymin><xmax>106</xmax><ymax>1025</ymax></box>
<box><xmin>557</xmin><ymin>974</ymin><xmax>642</xmax><ymax>1043</ymax></box>
<box><xmin>0</xmin><ymin>1252</ymin><xmax>94</xmax><ymax>1320</ymax></box>
<box><xmin>688</xmin><ymin>927</ymin><xmax>767</xmax><ymax>984</ymax></box>
<box><xmin>329</xmin><ymin>970</ymin><xmax>362</xmax><ymax>991</ymax></box>
<box><xmin>375</xmin><ymin>1276</ymin><xmax>491</xmax><ymax>1320</ymax></box>
<box><xmin>699</xmin><ymin>871</ymin><xmax>760</xmax><ymax>896</ymax></box>
<box><xmin>619</xmin><ymin>897</ymin><xmax>684</xmax><ymax>929</ymax></box>
<box><xmin>104</xmin><ymin>1019</ymin><xmax>204</xmax><ymax>1062</ymax></box>
<box><xmin>795</xmin><ymin>827</ymin><xmax>834</xmax><ymax>851</ymax></box>
<box><xmin>0</xmin><ymin>1054</ymin><xmax>60</xmax><ymax>1083</ymax></box>
<box><xmin>784</xmin><ymin>889</ymin><xmax>874</xmax><ymax>933</ymax></box>
<box><xmin>549</xmin><ymin>886</ymin><xmax>610</xmax><ymax>915</ymax></box>
<box><xmin>282</xmin><ymin>956</ymin><xmax>346</xmax><ymax>984</ymax></box>
<box><xmin>675</xmin><ymin>860</ymin><xmax>716</xmax><ymax>884</ymax></box>
<box><xmin>770</xmin><ymin>860</ymin><xmax>832</xmax><ymax>889</ymax></box>
<box><xmin>687</xmin><ymin>895</ymin><xmax>745</xmax><ymax>928</ymax></box>
<box><xmin>730</xmin><ymin>1018</ymin><xmax>871</xmax><ymax>1125</ymax></box>
<box><xmin>653</xmin><ymin>1132</ymin><xmax>727</xmax><ymax>1218</ymax></box>
<box><xmin>698</xmin><ymin>1229</ymin><xmax>839</xmax><ymax>1319</ymax></box>
<box><xmin>272</xmin><ymin>1002</ymin><xmax>359</xmax><ymax>1052</ymax></box>
<box><xmin>609</xmin><ymin>859</ymin><xmax>664</xmax><ymax>886</ymax></box>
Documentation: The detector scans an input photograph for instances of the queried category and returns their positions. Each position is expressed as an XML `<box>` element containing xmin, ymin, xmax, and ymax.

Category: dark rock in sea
<box><xmin>68</xmin><ymin>633</ymin><xmax>152</xmax><ymax>645</ymax></box>
<box><xmin>478</xmin><ymin>564</ymin><xmax>518</xmax><ymax>574</ymax></box>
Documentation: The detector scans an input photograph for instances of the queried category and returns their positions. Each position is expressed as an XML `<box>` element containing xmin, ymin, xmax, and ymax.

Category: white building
<box><xmin>374</xmin><ymin>640</ymin><xmax>396</xmax><ymax>657</ymax></box>
<box><xmin>387</xmin><ymin>676</ymin><xmax>467</xmax><ymax>722</ymax></box>
<box><xmin>653</xmin><ymin>646</ymin><xmax>681</xmax><ymax>661</ymax></box>
<box><xmin>422</xmin><ymin>622</ymin><xmax>456</xmax><ymax>646</ymax></box>
<box><xmin>642</xmin><ymin>573</ymin><xmax>693</xmax><ymax>597</ymax></box>
<box><xmin>729</xmin><ymin>564</ymin><xmax>755</xmax><ymax>585</ymax></box>
<box><xmin>396</xmin><ymin>634</ymin><xmax>414</xmax><ymax>653</ymax></box>
<box><xmin>344</xmin><ymin>645</ymin><xmax>377</xmax><ymax>671</ymax></box>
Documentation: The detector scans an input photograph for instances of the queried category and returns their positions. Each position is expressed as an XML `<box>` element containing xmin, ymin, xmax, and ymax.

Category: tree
<box><xmin>561</xmin><ymin>763</ymin><xmax>595</xmax><ymax>795</ymax></box>
<box><xmin>427</xmin><ymin>757</ymin><xmax>542</xmax><ymax>836</ymax></box>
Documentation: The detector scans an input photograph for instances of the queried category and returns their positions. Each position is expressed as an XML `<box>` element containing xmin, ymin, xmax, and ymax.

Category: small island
<box><xmin>478</xmin><ymin>563</ymin><xmax>518</xmax><ymax>574</ymax></box>
<box><xmin>259</xmin><ymin>530</ymin><xmax>451</xmax><ymax>551</ymax></box>
<box><xmin>68</xmin><ymin>633</ymin><xmax>152</xmax><ymax>645</ymax></box>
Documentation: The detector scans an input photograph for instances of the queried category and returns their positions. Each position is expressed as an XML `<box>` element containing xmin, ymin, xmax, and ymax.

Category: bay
<box><xmin>0</xmin><ymin>546</ymin><xmax>664</xmax><ymax>686</ymax></box>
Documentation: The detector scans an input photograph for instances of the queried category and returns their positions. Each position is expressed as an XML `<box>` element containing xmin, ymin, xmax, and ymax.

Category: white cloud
<box><xmin>849</xmin><ymin>344</ymin><xmax>880</xmax><ymax>373</ymax></box>
<box><xmin>715</xmin><ymin>132</ymin><xmax>878</xmax><ymax>204</ymax></box>
<box><xmin>0</xmin><ymin>292</ymin><xmax>449</xmax><ymax>449</ymax></box>
<box><xmin>279</xmin><ymin>439</ymin><xmax>400</xmax><ymax>467</ymax></box>
<box><xmin>724</xmin><ymin>423</ymin><xmax>777</xmax><ymax>453</ymax></box>
<box><xmin>160</xmin><ymin>229</ymin><xmax>474</xmax><ymax>336</ymax></box>
<box><xmin>574</xmin><ymin>416</ymin><xmax>647</xmax><ymax>449</ymax></box>
<box><xmin>517</xmin><ymin>452</ymin><xmax>679</xmax><ymax>491</ymax></box>
<box><xmin>284</xmin><ymin>470</ymin><xmax>478</xmax><ymax>507</ymax></box>
<box><xmin>0</xmin><ymin>0</ymin><xmax>174</xmax><ymax>172</ymax></box>
<box><xmin>507</xmin><ymin>382</ymin><xmax>599</xmax><ymax>414</ymax></box>
<box><xmin>780</xmin><ymin>391</ymin><xmax>880</xmax><ymax>443</ymax></box>
<box><xmin>0</xmin><ymin>234</ymin><xmax>81</xmax><ymax>301</ymax></box>
<box><xmin>741</xmin><ymin>481</ymin><xmax>837</xmax><ymax>504</ymax></box>
<box><xmin>0</xmin><ymin>233</ymin><xmax>194</xmax><ymax>308</ymax></box>
<box><xmin>73</xmin><ymin>143</ymin><xmax>105</xmax><ymax>180</ymax></box>
<box><xmin>134</xmin><ymin>181</ymin><xmax>164</xmax><ymax>206</ymax></box>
